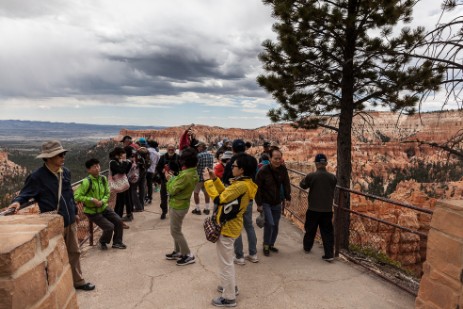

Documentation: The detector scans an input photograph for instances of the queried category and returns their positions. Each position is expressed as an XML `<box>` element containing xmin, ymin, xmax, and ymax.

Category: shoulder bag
<box><xmin>108</xmin><ymin>161</ymin><xmax>130</xmax><ymax>193</ymax></box>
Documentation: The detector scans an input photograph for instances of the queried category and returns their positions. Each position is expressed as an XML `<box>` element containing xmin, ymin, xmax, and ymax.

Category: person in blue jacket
<box><xmin>8</xmin><ymin>140</ymin><xmax>95</xmax><ymax>291</ymax></box>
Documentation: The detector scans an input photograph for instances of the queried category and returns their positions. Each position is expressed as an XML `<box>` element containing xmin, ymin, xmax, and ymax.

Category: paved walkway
<box><xmin>77</xmin><ymin>195</ymin><xmax>415</xmax><ymax>309</ymax></box>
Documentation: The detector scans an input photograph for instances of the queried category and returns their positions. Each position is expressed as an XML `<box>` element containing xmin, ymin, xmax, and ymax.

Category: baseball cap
<box><xmin>138</xmin><ymin>137</ymin><xmax>147</xmax><ymax>145</ymax></box>
<box><xmin>120</xmin><ymin>135</ymin><xmax>132</xmax><ymax>143</ymax></box>
<box><xmin>221</xmin><ymin>151</ymin><xmax>233</xmax><ymax>160</ymax></box>
<box><xmin>194</xmin><ymin>141</ymin><xmax>207</xmax><ymax>147</ymax></box>
<box><xmin>315</xmin><ymin>153</ymin><xmax>327</xmax><ymax>163</ymax></box>
<box><xmin>263</xmin><ymin>141</ymin><xmax>271</xmax><ymax>147</ymax></box>
<box><xmin>232</xmin><ymin>139</ymin><xmax>246</xmax><ymax>152</ymax></box>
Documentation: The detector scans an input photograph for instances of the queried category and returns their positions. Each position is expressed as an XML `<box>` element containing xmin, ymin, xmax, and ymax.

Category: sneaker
<box><xmin>263</xmin><ymin>245</ymin><xmax>270</xmax><ymax>257</ymax></box>
<box><xmin>203</xmin><ymin>209</ymin><xmax>210</xmax><ymax>215</ymax></box>
<box><xmin>322</xmin><ymin>255</ymin><xmax>334</xmax><ymax>262</ymax></box>
<box><xmin>160</xmin><ymin>213</ymin><xmax>167</xmax><ymax>220</ymax></box>
<box><xmin>191</xmin><ymin>209</ymin><xmax>202</xmax><ymax>215</ymax></box>
<box><xmin>165</xmin><ymin>251</ymin><xmax>182</xmax><ymax>260</ymax></box>
<box><xmin>217</xmin><ymin>285</ymin><xmax>239</xmax><ymax>296</ymax></box>
<box><xmin>233</xmin><ymin>257</ymin><xmax>245</xmax><ymax>265</ymax></box>
<box><xmin>176</xmin><ymin>255</ymin><xmax>195</xmax><ymax>266</ymax></box>
<box><xmin>212</xmin><ymin>297</ymin><xmax>236</xmax><ymax>307</ymax></box>
<box><xmin>245</xmin><ymin>254</ymin><xmax>259</xmax><ymax>263</ymax></box>
<box><xmin>269</xmin><ymin>245</ymin><xmax>279</xmax><ymax>253</ymax></box>
<box><xmin>122</xmin><ymin>215</ymin><xmax>133</xmax><ymax>222</ymax></box>
<box><xmin>98</xmin><ymin>242</ymin><xmax>108</xmax><ymax>250</ymax></box>
<box><xmin>112</xmin><ymin>243</ymin><xmax>127</xmax><ymax>249</ymax></box>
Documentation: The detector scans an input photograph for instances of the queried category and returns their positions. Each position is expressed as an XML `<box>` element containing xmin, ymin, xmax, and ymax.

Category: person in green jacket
<box><xmin>164</xmin><ymin>148</ymin><xmax>199</xmax><ymax>266</ymax></box>
<box><xmin>74</xmin><ymin>158</ymin><xmax>126</xmax><ymax>250</ymax></box>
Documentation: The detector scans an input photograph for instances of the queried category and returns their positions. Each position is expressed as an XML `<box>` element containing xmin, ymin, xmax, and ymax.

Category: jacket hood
<box><xmin>242</xmin><ymin>177</ymin><xmax>258</xmax><ymax>200</ymax></box>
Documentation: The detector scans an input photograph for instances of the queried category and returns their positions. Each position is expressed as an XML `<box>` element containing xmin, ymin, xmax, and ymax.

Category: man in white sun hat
<box><xmin>8</xmin><ymin>140</ymin><xmax>96</xmax><ymax>291</ymax></box>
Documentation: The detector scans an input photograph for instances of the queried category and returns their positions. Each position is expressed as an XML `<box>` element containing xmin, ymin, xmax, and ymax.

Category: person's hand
<box><xmin>92</xmin><ymin>198</ymin><xmax>103</xmax><ymax>207</ymax></box>
<box><xmin>257</xmin><ymin>205</ymin><xmax>263</xmax><ymax>213</ymax></box>
<box><xmin>7</xmin><ymin>201</ymin><xmax>21</xmax><ymax>214</ymax></box>
<box><xmin>75</xmin><ymin>215</ymin><xmax>81</xmax><ymax>224</ymax></box>
<box><xmin>164</xmin><ymin>170</ymin><xmax>173</xmax><ymax>181</ymax></box>
<box><xmin>202</xmin><ymin>168</ymin><xmax>210</xmax><ymax>181</ymax></box>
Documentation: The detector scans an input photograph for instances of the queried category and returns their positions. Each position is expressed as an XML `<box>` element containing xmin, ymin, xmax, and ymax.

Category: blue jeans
<box><xmin>234</xmin><ymin>201</ymin><xmax>257</xmax><ymax>258</ymax></box>
<box><xmin>263</xmin><ymin>203</ymin><xmax>281</xmax><ymax>246</ymax></box>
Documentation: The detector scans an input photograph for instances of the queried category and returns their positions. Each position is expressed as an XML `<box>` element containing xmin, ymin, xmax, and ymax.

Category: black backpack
<box><xmin>84</xmin><ymin>176</ymin><xmax>108</xmax><ymax>196</ymax></box>
<box><xmin>137</xmin><ymin>147</ymin><xmax>151</xmax><ymax>170</ymax></box>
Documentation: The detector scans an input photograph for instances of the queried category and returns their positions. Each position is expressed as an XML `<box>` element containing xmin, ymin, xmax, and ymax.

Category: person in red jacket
<box><xmin>214</xmin><ymin>151</ymin><xmax>232</xmax><ymax>179</ymax></box>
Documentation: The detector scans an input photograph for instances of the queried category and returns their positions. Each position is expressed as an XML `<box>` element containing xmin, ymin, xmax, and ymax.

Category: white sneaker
<box><xmin>245</xmin><ymin>254</ymin><xmax>259</xmax><ymax>263</ymax></box>
<box><xmin>233</xmin><ymin>257</ymin><xmax>245</xmax><ymax>265</ymax></box>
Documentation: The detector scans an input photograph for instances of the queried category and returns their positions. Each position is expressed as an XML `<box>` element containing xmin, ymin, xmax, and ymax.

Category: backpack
<box><xmin>84</xmin><ymin>176</ymin><xmax>108</xmax><ymax>196</ymax></box>
<box><xmin>127</xmin><ymin>162</ymin><xmax>140</xmax><ymax>183</ymax></box>
<box><xmin>137</xmin><ymin>147</ymin><xmax>151</xmax><ymax>170</ymax></box>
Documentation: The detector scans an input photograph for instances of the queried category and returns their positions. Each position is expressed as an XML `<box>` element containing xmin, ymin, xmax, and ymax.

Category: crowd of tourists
<box><xmin>7</xmin><ymin>126</ymin><xmax>337</xmax><ymax>307</ymax></box>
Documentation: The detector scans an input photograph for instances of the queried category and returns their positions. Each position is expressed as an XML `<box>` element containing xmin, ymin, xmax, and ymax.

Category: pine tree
<box><xmin>257</xmin><ymin>0</ymin><xmax>444</xmax><ymax>248</ymax></box>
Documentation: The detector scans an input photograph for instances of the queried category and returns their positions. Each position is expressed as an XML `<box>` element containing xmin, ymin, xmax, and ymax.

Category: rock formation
<box><xmin>119</xmin><ymin>110</ymin><xmax>463</xmax><ymax>275</ymax></box>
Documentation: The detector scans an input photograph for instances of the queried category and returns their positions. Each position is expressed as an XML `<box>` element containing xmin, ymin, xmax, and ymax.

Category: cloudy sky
<box><xmin>0</xmin><ymin>0</ymin><xmax>460</xmax><ymax>129</ymax></box>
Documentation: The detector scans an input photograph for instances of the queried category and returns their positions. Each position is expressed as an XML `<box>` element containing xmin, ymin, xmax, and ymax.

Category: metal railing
<box><xmin>0</xmin><ymin>170</ymin><xmax>109</xmax><ymax>247</ymax></box>
<box><xmin>286</xmin><ymin>167</ymin><xmax>434</xmax><ymax>295</ymax></box>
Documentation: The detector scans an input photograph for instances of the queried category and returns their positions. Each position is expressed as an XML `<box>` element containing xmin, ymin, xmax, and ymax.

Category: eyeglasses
<box><xmin>57</xmin><ymin>153</ymin><xmax>66</xmax><ymax>158</ymax></box>
<box><xmin>232</xmin><ymin>164</ymin><xmax>239</xmax><ymax>168</ymax></box>
<box><xmin>168</xmin><ymin>149</ymin><xmax>175</xmax><ymax>151</ymax></box>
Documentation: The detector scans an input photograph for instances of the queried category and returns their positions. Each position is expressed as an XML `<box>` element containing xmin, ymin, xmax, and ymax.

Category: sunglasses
<box><xmin>57</xmin><ymin>152</ymin><xmax>66</xmax><ymax>158</ymax></box>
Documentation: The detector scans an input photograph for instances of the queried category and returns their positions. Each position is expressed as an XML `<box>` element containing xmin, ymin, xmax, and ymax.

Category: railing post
<box><xmin>334</xmin><ymin>187</ymin><xmax>344</xmax><ymax>257</ymax></box>
<box><xmin>89</xmin><ymin>221</ymin><xmax>94</xmax><ymax>246</ymax></box>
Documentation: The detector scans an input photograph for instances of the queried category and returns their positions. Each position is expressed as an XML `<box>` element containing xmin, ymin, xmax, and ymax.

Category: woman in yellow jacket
<box><xmin>203</xmin><ymin>153</ymin><xmax>258</xmax><ymax>307</ymax></box>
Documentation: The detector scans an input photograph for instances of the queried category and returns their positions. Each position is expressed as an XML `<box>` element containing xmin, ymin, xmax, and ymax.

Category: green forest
<box><xmin>0</xmin><ymin>140</ymin><xmax>119</xmax><ymax>209</ymax></box>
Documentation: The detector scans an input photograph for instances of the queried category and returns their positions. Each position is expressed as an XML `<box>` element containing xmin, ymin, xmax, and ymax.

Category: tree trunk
<box><xmin>335</xmin><ymin>0</ymin><xmax>357</xmax><ymax>250</ymax></box>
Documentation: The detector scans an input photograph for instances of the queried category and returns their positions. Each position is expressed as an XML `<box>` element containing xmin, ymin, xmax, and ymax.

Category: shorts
<box><xmin>194</xmin><ymin>181</ymin><xmax>207</xmax><ymax>194</ymax></box>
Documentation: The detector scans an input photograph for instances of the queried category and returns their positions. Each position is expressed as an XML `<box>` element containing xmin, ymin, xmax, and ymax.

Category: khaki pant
<box><xmin>169</xmin><ymin>208</ymin><xmax>190</xmax><ymax>255</ymax></box>
<box><xmin>216</xmin><ymin>235</ymin><xmax>236</xmax><ymax>300</ymax></box>
<box><xmin>63</xmin><ymin>222</ymin><xmax>86</xmax><ymax>287</ymax></box>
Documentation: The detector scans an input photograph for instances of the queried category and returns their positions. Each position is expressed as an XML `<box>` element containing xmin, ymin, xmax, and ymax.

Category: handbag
<box><xmin>108</xmin><ymin>161</ymin><xmax>130</xmax><ymax>193</ymax></box>
<box><xmin>204</xmin><ymin>214</ymin><xmax>222</xmax><ymax>243</ymax></box>
<box><xmin>127</xmin><ymin>162</ymin><xmax>140</xmax><ymax>184</ymax></box>
<box><xmin>256</xmin><ymin>212</ymin><xmax>265</xmax><ymax>228</ymax></box>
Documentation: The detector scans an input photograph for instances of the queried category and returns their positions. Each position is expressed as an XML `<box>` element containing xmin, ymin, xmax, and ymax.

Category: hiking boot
<box><xmin>191</xmin><ymin>209</ymin><xmax>202</xmax><ymax>215</ymax></box>
<box><xmin>233</xmin><ymin>257</ymin><xmax>245</xmax><ymax>265</ymax></box>
<box><xmin>245</xmin><ymin>254</ymin><xmax>259</xmax><ymax>263</ymax></box>
<box><xmin>160</xmin><ymin>213</ymin><xmax>167</xmax><ymax>220</ymax></box>
<box><xmin>122</xmin><ymin>213</ymin><xmax>134</xmax><ymax>221</ymax></box>
<box><xmin>98</xmin><ymin>242</ymin><xmax>108</xmax><ymax>250</ymax></box>
<box><xmin>203</xmin><ymin>209</ymin><xmax>210</xmax><ymax>215</ymax></box>
<box><xmin>263</xmin><ymin>245</ymin><xmax>270</xmax><ymax>257</ymax></box>
<box><xmin>212</xmin><ymin>297</ymin><xmax>236</xmax><ymax>307</ymax></box>
<box><xmin>112</xmin><ymin>243</ymin><xmax>127</xmax><ymax>249</ymax></box>
<box><xmin>176</xmin><ymin>255</ymin><xmax>195</xmax><ymax>266</ymax></box>
<box><xmin>322</xmin><ymin>255</ymin><xmax>334</xmax><ymax>262</ymax></box>
<box><xmin>269</xmin><ymin>245</ymin><xmax>279</xmax><ymax>253</ymax></box>
<box><xmin>217</xmin><ymin>285</ymin><xmax>239</xmax><ymax>296</ymax></box>
<box><xmin>165</xmin><ymin>251</ymin><xmax>182</xmax><ymax>260</ymax></box>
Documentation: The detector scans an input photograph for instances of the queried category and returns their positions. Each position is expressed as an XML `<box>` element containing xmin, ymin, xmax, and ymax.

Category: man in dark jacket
<box><xmin>155</xmin><ymin>144</ymin><xmax>180</xmax><ymax>219</ymax></box>
<box><xmin>8</xmin><ymin>140</ymin><xmax>95</xmax><ymax>291</ymax></box>
<box><xmin>299</xmin><ymin>153</ymin><xmax>337</xmax><ymax>262</ymax></box>
<box><xmin>255</xmin><ymin>148</ymin><xmax>291</xmax><ymax>257</ymax></box>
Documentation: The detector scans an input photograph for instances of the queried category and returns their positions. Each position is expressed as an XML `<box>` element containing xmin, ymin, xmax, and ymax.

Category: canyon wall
<box><xmin>119</xmin><ymin>110</ymin><xmax>463</xmax><ymax>274</ymax></box>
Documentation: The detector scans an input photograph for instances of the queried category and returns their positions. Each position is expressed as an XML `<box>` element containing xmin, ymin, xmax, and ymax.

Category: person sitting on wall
<box><xmin>8</xmin><ymin>140</ymin><xmax>95</xmax><ymax>291</ymax></box>
<box><xmin>74</xmin><ymin>158</ymin><xmax>127</xmax><ymax>250</ymax></box>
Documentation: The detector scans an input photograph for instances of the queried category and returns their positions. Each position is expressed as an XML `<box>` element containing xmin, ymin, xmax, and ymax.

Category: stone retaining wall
<box><xmin>416</xmin><ymin>200</ymin><xmax>463</xmax><ymax>309</ymax></box>
<box><xmin>0</xmin><ymin>215</ymin><xmax>78</xmax><ymax>309</ymax></box>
